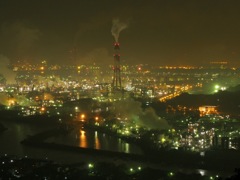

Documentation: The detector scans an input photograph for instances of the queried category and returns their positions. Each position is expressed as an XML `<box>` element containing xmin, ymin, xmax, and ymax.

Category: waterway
<box><xmin>45</xmin><ymin>127</ymin><xmax>143</xmax><ymax>155</ymax></box>
<box><xmin>0</xmin><ymin>120</ymin><xmax>233</xmax><ymax>178</ymax></box>
<box><xmin>0</xmin><ymin>120</ymin><xmax>142</xmax><ymax>163</ymax></box>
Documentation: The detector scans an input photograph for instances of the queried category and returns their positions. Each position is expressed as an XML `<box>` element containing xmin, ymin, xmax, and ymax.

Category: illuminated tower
<box><xmin>112</xmin><ymin>42</ymin><xmax>121</xmax><ymax>89</ymax></box>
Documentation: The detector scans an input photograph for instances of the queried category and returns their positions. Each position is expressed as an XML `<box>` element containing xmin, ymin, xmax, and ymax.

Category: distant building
<box><xmin>231</xmin><ymin>137</ymin><xmax>240</xmax><ymax>150</ymax></box>
<box><xmin>212</xmin><ymin>135</ymin><xmax>219</xmax><ymax>147</ymax></box>
<box><xmin>212</xmin><ymin>135</ymin><xmax>230</xmax><ymax>150</ymax></box>
<box><xmin>209</xmin><ymin>61</ymin><xmax>228</xmax><ymax>69</ymax></box>
<box><xmin>199</xmin><ymin>106</ymin><xmax>218</xmax><ymax>117</ymax></box>
<box><xmin>221</xmin><ymin>137</ymin><xmax>229</xmax><ymax>150</ymax></box>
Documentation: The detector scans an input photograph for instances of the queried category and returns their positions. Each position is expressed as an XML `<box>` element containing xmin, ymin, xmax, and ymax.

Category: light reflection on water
<box><xmin>125</xmin><ymin>143</ymin><xmax>129</xmax><ymax>153</ymax></box>
<box><xmin>0</xmin><ymin>121</ymin><xmax>232</xmax><ymax>178</ymax></box>
<box><xmin>0</xmin><ymin>121</ymin><xmax>143</xmax><ymax>161</ymax></box>
<box><xmin>80</xmin><ymin>130</ymin><xmax>87</xmax><ymax>148</ymax></box>
<box><xmin>198</xmin><ymin>169</ymin><xmax>206</xmax><ymax>176</ymax></box>
<box><xmin>94</xmin><ymin>131</ymin><xmax>100</xmax><ymax>149</ymax></box>
<box><xmin>58</xmin><ymin>128</ymin><xmax>142</xmax><ymax>154</ymax></box>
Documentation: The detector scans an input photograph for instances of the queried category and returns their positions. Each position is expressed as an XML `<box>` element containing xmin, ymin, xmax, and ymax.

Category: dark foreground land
<box><xmin>20</xmin><ymin>123</ymin><xmax>240</xmax><ymax>173</ymax></box>
<box><xmin>18</xmin><ymin>125</ymin><xmax>240</xmax><ymax>179</ymax></box>
<box><xmin>0</xmin><ymin>111</ymin><xmax>240</xmax><ymax>179</ymax></box>
<box><xmin>0</xmin><ymin>122</ymin><xmax>7</xmax><ymax>133</ymax></box>
<box><xmin>1</xmin><ymin>154</ymin><xmax>238</xmax><ymax>180</ymax></box>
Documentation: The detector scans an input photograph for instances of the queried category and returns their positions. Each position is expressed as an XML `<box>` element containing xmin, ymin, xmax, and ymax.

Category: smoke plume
<box><xmin>0</xmin><ymin>92</ymin><xmax>37</xmax><ymax>107</ymax></box>
<box><xmin>0</xmin><ymin>55</ymin><xmax>16</xmax><ymax>84</ymax></box>
<box><xmin>0</xmin><ymin>22</ymin><xmax>40</xmax><ymax>60</ymax></box>
<box><xmin>113</xmin><ymin>98</ymin><xmax>170</xmax><ymax>130</ymax></box>
<box><xmin>15</xmin><ymin>95</ymin><xmax>37</xmax><ymax>106</ymax></box>
<box><xmin>139</xmin><ymin>108</ymin><xmax>170</xmax><ymax>130</ymax></box>
<box><xmin>111</xmin><ymin>18</ymin><xmax>128</xmax><ymax>42</ymax></box>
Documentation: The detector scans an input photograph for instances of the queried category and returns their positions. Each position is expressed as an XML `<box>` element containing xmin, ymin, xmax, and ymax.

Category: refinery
<box><xmin>1</xmin><ymin>9</ymin><xmax>240</xmax><ymax>179</ymax></box>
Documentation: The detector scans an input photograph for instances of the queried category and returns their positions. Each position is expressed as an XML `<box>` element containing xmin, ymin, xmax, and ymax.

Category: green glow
<box><xmin>88</xmin><ymin>163</ymin><xmax>94</xmax><ymax>168</ymax></box>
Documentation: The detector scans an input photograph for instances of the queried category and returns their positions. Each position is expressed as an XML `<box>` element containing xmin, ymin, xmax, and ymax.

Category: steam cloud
<box><xmin>15</xmin><ymin>95</ymin><xmax>37</xmax><ymax>106</ymax></box>
<box><xmin>0</xmin><ymin>22</ymin><xmax>40</xmax><ymax>60</ymax></box>
<box><xmin>0</xmin><ymin>55</ymin><xmax>16</xmax><ymax>84</ymax></box>
<box><xmin>113</xmin><ymin>98</ymin><xmax>170</xmax><ymax>130</ymax></box>
<box><xmin>0</xmin><ymin>93</ymin><xmax>37</xmax><ymax>107</ymax></box>
<box><xmin>111</xmin><ymin>18</ymin><xmax>128</xmax><ymax>42</ymax></box>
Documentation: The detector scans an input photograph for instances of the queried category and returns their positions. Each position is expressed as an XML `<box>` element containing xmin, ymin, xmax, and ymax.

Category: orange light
<box><xmin>8</xmin><ymin>99</ymin><xmax>15</xmax><ymax>106</ymax></box>
<box><xmin>81</xmin><ymin>114</ymin><xmax>85</xmax><ymax>119</ymax></box>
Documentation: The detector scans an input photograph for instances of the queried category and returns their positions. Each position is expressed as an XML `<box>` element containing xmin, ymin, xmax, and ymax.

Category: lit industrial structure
<box><xmin>112</xmin><ymin>42</ymin><xmax>121</xmax><ymax>90</ymax></box>
<box><xmin>199</xmin><ymin>106</ymin><xmax>218</xmax><ymax>117</ymax></box>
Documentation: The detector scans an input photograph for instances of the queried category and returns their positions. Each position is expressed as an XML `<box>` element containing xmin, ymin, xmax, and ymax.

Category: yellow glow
<box><xmin>81</xmin><ymin>114</ymin><xmax>85</xmax><ymax>119</ymax></box>
<box><xmin>8</xmin><ymin>99</ymin><xmax>15</xmax><ymax>106</ymax></box>
<box><xmin>80</xmin><ymin>130</ymin><xmax>87</xmax><ymax>148</ymax></box>
<box><xmin>95</xmin><ymin>131</ymin><xmax>100</xmax><ymax>149</ymax></box>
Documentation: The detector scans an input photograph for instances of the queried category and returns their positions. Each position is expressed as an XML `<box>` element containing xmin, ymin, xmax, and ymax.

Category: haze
<box><xmin>0</xmin><ymin>0</ymin><xmax>240</xmax><ymax>66</ymax></box>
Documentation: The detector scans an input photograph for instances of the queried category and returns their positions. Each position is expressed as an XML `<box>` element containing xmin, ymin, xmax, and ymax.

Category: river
<box><xmin>0</xmin><ymin>120</ymin><xmax>142</xmax><ymax>163</ymax></box>
<box><xmin>0</xmin><ymin>120</ymin><xmax>233</xmax><ymax>178</ymax></box>
<box><xmin>45</xmin><ymin>127</ymin><xmax>143</xmax><ymax>154</ymax></box>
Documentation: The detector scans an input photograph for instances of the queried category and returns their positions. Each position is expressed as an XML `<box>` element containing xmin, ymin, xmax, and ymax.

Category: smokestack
<box><xmin>114</xmin><ymin>42</ymin><xmax>120</xmax><ymax>50</ymax></box>
<box><xmin>112</xmin><ymin>42</ymin><xmax>121</xmax><ymax>89</ymax></box>
<box><xmin>111</xmin><ymin>19</ymin><xmax>128</xmax><ymax>90</ymax></box>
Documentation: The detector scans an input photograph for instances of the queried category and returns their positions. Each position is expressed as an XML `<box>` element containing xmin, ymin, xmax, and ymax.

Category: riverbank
<box><xmin>21</xmin><ymin>125</ymin><xmax>143</xmax><ymax>160</ymax></box>
<box><xmin>0</xmin><ymin>113</ymin><xmax>236</xmax><ymax>177</ymax></box>
<box><xmin>20</xmin><ymin>124</ymin><xmax>236</xmax><ymax>178</ymax></box>
<box><xmin>75</xmin><ymin>123</ymin><xmax>240</xmax><ymax>174</ymax></box>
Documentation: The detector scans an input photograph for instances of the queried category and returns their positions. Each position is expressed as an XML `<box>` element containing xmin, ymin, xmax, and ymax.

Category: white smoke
<box><xmin>0</xmin><ymin>22</ymin><xmax>40</xmax><ymax>59</ymax></box>
<box><xmin>139</xmin><ymin>108</ymin><xmax>170</xmax><ymax>130</ymax></box>
<box><xmin>0</xmin><ymin>55</ymin><xmax>16</xmax><ymax>84</ymax></box>
<box><xmin>111</xmin><ymin>18</ymin><xmax>128</xmax><ymax>42</ymax></box>
<box><xmin>0</xmin><ymin>93</ymin><xmax>37</xmax><ymax>107</ymax></box>
<box><xmin>113</xmin><ymin>98</ymin><xmax>170</xmax><ymax>130</ymax></box>
<box><xmin>15</xmin><ymin>95</ymin><xmax>37</xmax><ymax>106</ymax></box>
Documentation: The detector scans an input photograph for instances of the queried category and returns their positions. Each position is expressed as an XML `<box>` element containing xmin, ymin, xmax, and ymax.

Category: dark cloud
<box><xmin>0</xmin><ymin>0</ymin><xmax>240</xmax><ymax>66</ymax></box>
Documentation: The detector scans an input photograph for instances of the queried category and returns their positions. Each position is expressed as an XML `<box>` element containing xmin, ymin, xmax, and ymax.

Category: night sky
<box><xmin>1</xmin><ymin>0</ymin><xmax>240</xmax><ymax>66</ymax></box>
